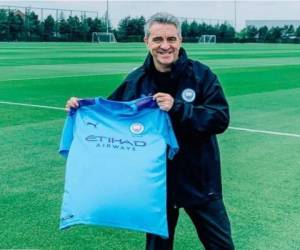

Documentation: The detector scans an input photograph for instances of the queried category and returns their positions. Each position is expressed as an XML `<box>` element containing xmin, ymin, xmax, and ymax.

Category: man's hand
<box><xmin>153</xmin><ymin>92</ymin><xmax>174</xmax><ymax>112</ymax></box>
<box><xmin>65</xmin><ymin>97</ymin><xmax>80</xmax><ymax>112</ymax></box>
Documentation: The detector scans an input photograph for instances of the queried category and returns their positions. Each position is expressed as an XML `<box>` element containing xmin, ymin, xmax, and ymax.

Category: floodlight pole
<box><xmin>234</xmin><ymin>0</ymin><xmax>237</xmax><ymax>30</ymax></box>
<box><xmin>56</xmin><ymin>9</ymin><xmax>59</xmax><ymax>39</ymax></box>
<box><xmin>25</xmin><ymin>7</ymin><xmax>29</xmax><ymax>40</ymax></box>
<box><xmin>106</xmin><ymin>0</ymin><xmax>109</xmax><ymax>34</ymax></box>
<box><xmin>7</xmin><ymin>7</ymin><xmax>10</xmax><ymax>41</ymax></box>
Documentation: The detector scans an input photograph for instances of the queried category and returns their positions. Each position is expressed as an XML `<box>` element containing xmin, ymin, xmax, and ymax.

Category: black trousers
<box><xmin>146</xmin><ymin>199</ymin><xmax>234</xmax><ymax>250</ymax></box>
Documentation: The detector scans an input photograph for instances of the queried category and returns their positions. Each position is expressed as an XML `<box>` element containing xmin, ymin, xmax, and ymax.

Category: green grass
<box><xmin>1</xmin><ymin>42</ymin><xmax>300</xmax><ymax>249</ymax></box>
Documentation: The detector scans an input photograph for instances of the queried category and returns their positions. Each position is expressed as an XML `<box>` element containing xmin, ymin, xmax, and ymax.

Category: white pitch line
<box><xmin>0</xmin><ymin>72</ymin><xmax>126</xmax><ymax>82</ymax></box>
<box><xmin>1</xmin><ymin>100</ymin><xmax>300</xmax><ymax>138</ymax></box>
<box><xmin>0</xmin><ymin>101</ymin><xmax>65</xmax><ymax>111</ymax></box>
<box><xmin>229</xmin><ymin>126</ymin><xmax>300</xmax><ymax>138</ymax></box>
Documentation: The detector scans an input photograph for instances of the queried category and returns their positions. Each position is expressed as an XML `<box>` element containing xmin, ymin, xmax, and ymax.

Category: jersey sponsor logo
<box><xmin>85</xmin><ymin>135</ymin><xmax>146</xmax><ymax>151</ymax></box>
<box><xmin>130</xmin><ymin>123</ymin><xmax>144</xmax><ymax>135</ymax></box>
<box><xmin>86</xmin><ymin>135</ymin><xmax>146</xmax><ymax>147</ymax></box>
<box><xmin>181</xmin><ymin>88</ymin><xmax>196</xmax><ymax>102</ymax></box>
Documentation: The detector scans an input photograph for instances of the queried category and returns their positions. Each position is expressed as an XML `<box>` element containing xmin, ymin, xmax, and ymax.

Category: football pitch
<box><xmin>1</xmin><ymin>42</ymin><xmax>300</xmax><ymax>249</ymax></box>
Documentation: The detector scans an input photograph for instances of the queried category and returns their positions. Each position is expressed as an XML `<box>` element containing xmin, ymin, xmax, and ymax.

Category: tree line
<box><xmin>238</xmin><ymin>24</ymin><xmax>300</xmax><ymax>43</ymax></box>
<box><xmin>1</xmin><ymin>9</ymin><xmax>300</xmax><ymax>43</ymax></box>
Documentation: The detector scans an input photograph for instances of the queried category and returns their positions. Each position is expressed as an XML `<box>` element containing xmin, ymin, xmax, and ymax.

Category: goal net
<box><xmin>92</xmin><ymin>32</ymin><xmax>117</xmax><ymax>43</ymax></box>
<box><xmin>199</xmin><ymin>35</ymin><xmax>216</xmax><ymax>44</ymax></box>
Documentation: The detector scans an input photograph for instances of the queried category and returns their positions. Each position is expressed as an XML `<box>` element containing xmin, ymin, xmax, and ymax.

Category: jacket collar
<box><xmin>143</xmin><ymin>47</ymin><xmax>189</xmax><ymax>79</ymax></box>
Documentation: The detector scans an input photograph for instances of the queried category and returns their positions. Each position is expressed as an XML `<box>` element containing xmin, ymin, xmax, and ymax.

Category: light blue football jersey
<box><xmin>59</xmin><ymin>97</ymin><xmax>179</xmax><ymax>237</ymax></box>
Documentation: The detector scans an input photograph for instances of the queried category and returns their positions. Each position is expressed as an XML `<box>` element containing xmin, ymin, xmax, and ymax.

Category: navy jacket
<box><xmin>108</xmin><ymin>48</ymin><xmax>230</xmax><ymax>207</ymax></box>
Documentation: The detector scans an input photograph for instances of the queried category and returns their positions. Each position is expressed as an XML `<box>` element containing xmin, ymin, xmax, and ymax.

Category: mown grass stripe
<box><xmin>1</xmin><ymin>100</ymin><xmax>300</xmax><ymax>139</ymax></box>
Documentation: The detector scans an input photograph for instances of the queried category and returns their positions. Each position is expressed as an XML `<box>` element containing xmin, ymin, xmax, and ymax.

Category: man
<box><xmin>66</xmin><ymin>12</ymin><xmax>234</xmax><ymax>250</ymax></box>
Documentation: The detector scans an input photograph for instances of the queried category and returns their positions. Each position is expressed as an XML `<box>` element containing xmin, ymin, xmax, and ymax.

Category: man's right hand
<box><xmin>65</xmin><ymin>97</ymin><xmax>80</xmax><ymax>112</ymax></box>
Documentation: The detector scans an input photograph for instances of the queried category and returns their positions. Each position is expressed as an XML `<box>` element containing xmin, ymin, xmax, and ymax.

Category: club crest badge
<box><xmin>130</xmin><ymin>123</ymin><xmax>144</xmax><ymax>135</ymax></box>
<box><xmin>181</xmin><ymin>88</ymin><xmax>196</xmax><ymax>102</ymax></box>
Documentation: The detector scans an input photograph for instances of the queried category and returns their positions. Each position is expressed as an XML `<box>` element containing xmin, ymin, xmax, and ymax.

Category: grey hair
<box><xmin>144</xmin><ymin>12</ymin><xmax>181</xmax><ymax>38</ymax></box>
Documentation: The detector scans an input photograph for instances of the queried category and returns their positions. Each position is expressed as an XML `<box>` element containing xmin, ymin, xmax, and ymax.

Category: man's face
<box><xmin>144</xmin><ymin>23</ymin><xmax>182</xmax><ymax>72</ymax></box>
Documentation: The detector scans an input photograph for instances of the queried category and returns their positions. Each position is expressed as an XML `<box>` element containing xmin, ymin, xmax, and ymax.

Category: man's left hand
<box><xmin>153</xmin><ymin>92</ymin><xmax>174</xmax><ymax>112</ymax></box>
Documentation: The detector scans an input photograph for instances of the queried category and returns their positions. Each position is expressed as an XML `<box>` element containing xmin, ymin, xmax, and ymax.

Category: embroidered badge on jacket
<box><xmin>181</xmin><ymin>88</ymin><xmax>196</xmax><ymax>102</ymax></box>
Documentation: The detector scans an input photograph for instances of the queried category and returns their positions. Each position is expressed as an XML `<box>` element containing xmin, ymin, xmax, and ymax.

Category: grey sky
<box><xmin>1</xmin><ymin>1</ymin><xmax>300</xmax><ymax>30</ymax></box>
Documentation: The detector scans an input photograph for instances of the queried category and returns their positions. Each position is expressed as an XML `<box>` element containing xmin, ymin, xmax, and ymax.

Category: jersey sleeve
<box><xmin>59</xmin><ymin>113</ymin><xmax>75</xmax><ymax>158</ymax></box>
<box><xmin>163</xmin><ymin>113</ymin><xmax>179</xmax><ymax>160</ymax></box>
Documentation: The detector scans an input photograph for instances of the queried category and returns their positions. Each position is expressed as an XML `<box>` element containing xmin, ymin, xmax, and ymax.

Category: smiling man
<box><xmin>66</xmin><ymin>12</ymin><xmax>234</xmax><ymax>250</ymax></box>
<box><xmin>109</xmin><ymin>12</ymin><xmax>234</xmax><ymax>250</ymax></box>
<box><xmin>145</xmin><ymin>21</ymin><xmax>181</xmax><ymax>72</ymax></box>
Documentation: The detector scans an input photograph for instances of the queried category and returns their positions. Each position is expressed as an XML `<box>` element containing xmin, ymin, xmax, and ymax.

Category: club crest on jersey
<box><xmin>130</xmin><ymin>123</ymin><xmax>144</xmax><ymax>135</ymax></box>
<box><xmin>181</xmin><ymin>88</ymin><xmax>196</xmax><ymax>102</ymax></box>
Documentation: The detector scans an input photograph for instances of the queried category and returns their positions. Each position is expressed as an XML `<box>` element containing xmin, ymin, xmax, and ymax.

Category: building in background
<box><xmin>14</xmin><ymin>9</ymin><xmax>25</xmax><ymax>20</ymax></box>
<box><xmin>245</xmin><ymin>20</ymin><xmax>300</xmax><ymax>29</ymax></box>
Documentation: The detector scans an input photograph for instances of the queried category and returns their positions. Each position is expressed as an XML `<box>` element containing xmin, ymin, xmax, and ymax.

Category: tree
<box><xmin>282</xmin><ymin>25</ymin><xmax>295</xmax><ymax>38</ymax></box>
<box><xmin>8</xmin><ymin>11</ymin><xmax>24</xmax><ymax>41</ymax></box>
<box><xmin>246</xmin><ymin>25</ymin><xmax>258</xmax><ymax>42</ymax></box>
<box><xmin>79</xmin><ymin>16</ymin><xmax>90</xmax><ymax>42</ymax></box>
<box><xmin>216</xmin><ymin>23</ymin><xmax>235</xmax><ymax>42</ymax></box>
<box><xmin>205</xmin><ymin>24</ymin><xmax>216</xmax><ymax>35</ymax></box>
<box><xmin>43</xmin><ymin>15</ymin><xmax>55</xmax><ymax>41</ymax></box>
<box><xmin>59</xmin><ymin>18</ymin><xmax>70</xmax><ymax>41</ymax></box>
<box><xmin>266</xmin><ymin>26</ymin><xmax>282</xmax><ymax>42</ymax></box>
<box><xmin>198</xmin><ymin>23</ymin><xmax>206</xmax><ymax>36</ymax></box>
<box><xmin>257</xmin><ymin>26</ymin><xmax>268</xmax><ymax>42</ymax></box>
<box><xmin>0</xmin><ymin>9</ymin><xmax>8</xmax><ymax>41</ymax></box>
<box><xmin>86</xmin><ymin>17</ymin><xmax>107</xmax><ymax>42</ymax></box>
<box><xmin>67</xmin><ymin>16</ymin><xmax>81</xmax><ymax>41</ymax></box>
<box><xmin>236</xmin><ymin>27</ymin><xmax>248</xmax><ymax>42</ymax></box>
<box><xmin>26</xmin><ymin>11</ymin><xmax>40</xmax><ymax>41</ymax></box>
<box><xmin>117</xmin><ymin>16</ymin><xmax>130</xmax><ymax>40</ymax></box>
<box><xmin>137</xmin><ymin>16</ymin><xmax>146</xmax><ymax>36</ymax></box>
<box><xmin>236</xmin><ymin>25</ymin><xmax>258</xmax><ymax>42</ymax></box>
<box><xmin>91</xmin><ymin>18</ymin><xmax>106</xmax><ymax>32</ymax></box>
<box><xmin>296</xmin><ymin>25</ymin><xmax>300</xmax><ymax>37</ymax></box>
<box><xmin>188</xmin><ymin>20</ymin><xmax>199</xmax><ymax>38</ymax></box>
<box><xmin>117</xmin><ymin>16</ymin><xmax>145</xmax><ymax>42</ymax></box>
<box><xmin>181</xmin><ymin>20</ymin><xmax>189</xmax><ymax>38</ymax></box>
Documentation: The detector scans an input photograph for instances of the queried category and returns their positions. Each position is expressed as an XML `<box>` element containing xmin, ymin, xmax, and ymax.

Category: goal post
<box><xmin>199</xmin><ymin>35</ymin><xmax>216</xmax><ymax>44</ymax></box>
<box><xmin>92</xmin><ymin>32</ymin><xmax>117</xmax><ymax>43</ymax></box>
